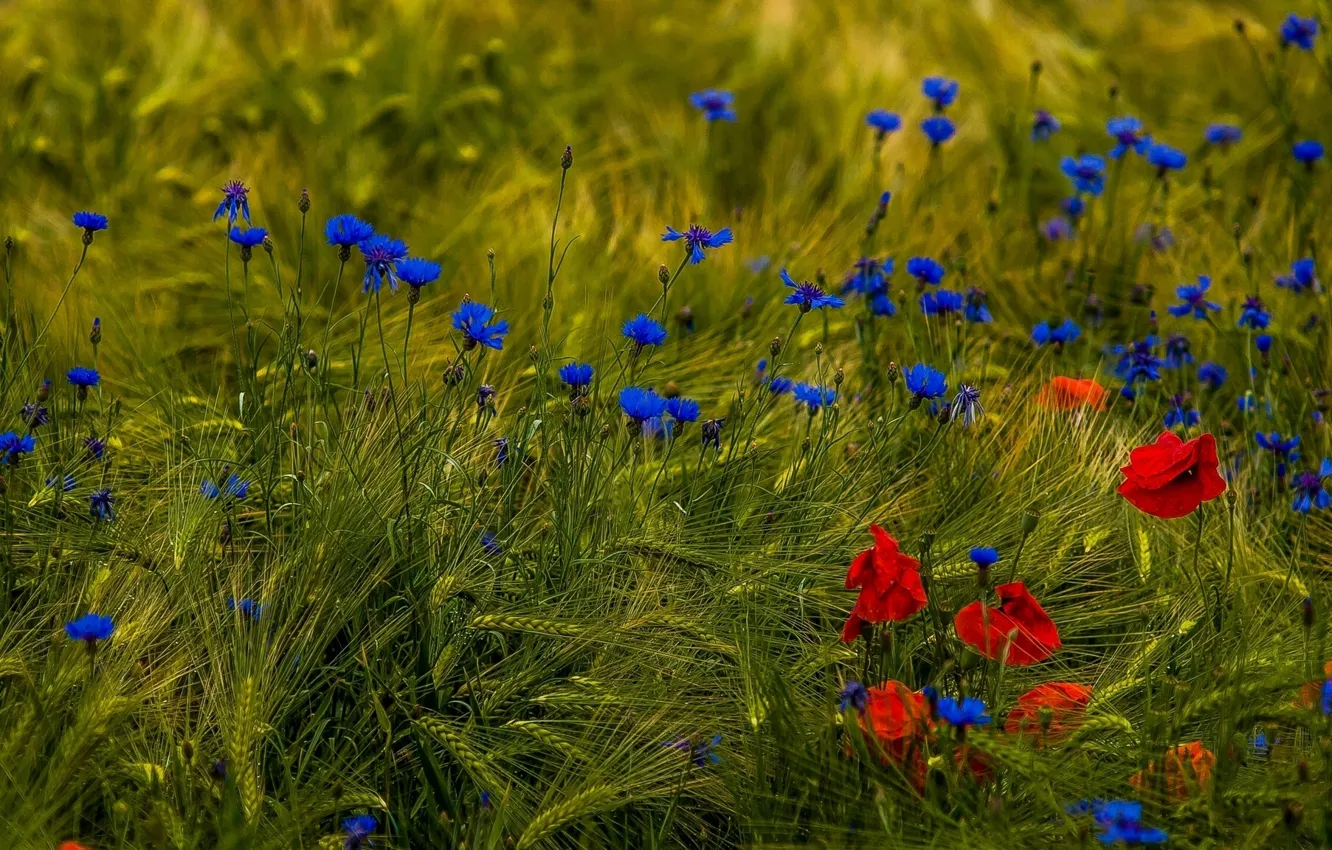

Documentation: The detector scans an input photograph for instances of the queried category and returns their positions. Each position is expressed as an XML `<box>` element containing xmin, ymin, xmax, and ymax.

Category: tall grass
<box><xmin>0</xmin><ymin>0</ymin><xmax>1330</xmax><ymax>847</ymax></box>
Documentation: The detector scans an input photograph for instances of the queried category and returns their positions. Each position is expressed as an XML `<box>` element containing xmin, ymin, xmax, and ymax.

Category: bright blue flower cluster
<box><xmin>689</xmin><ymin>89</ymin><xmax>736</xmax><ymax>122</ymax></box>
<box><xmin>453</xmin><ymin>301</ymin><xmax>509</xmax><ymax>350</ymax></box>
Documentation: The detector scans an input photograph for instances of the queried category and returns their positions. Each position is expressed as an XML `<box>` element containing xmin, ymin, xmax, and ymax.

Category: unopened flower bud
<box><xmin>1302</xmin><ymin>596</ymin><xmax>1314</xmax><ymax>629</ymax></box>
<box><xmin>1037</xmin><ymin>705</ymin><xmax>1054</xmax><ymax>733</ymax></box>
<box><xmin>528</xmin><ymin>345</ymin><xmax>538</xmax><ymax>363</ymax></box>
<box><xmin>89</xmin><ymin>317</ymin><xmax>102</xmax><ymax>345</ymax></box>
<box><xmin>936</xmin><ymin>402</ymin><xmax>952</xmax><ymax>425</ymax></box>
<box><xmin>338</xmin><ymin>244</ymin><xmax>352</xmax><ymax>263</ymax></box>
<box><xmin>886</xmin><ymin>362</ymin><xmax>899</xmax><ymax>384</ymax></box>
<box><xmin>1021</xmin><ymin>512</ymin><xmax>1039</xmax><ymax>535</ymax></box>
<box><xmin>298</xmin><ymin>188</ymin><xmax>311</xmax><ymax>213</ymax></box>
<box><xmin>769</xmin><ymin>337</ymin><xmax>782</xmax><ymax>357</ymax></box>
<box><xmin>561</xmin><ymin>145</ymin><xmax>573</xmax><ymax>170</ymax></box>
<box><xmin>662</xmin><ymin>381</ymin><xmax>680</xmax><ymax>399</ymax></box>
<box><xmin>834</xmin><ymin>367</ymin><xmax>844</xmax><ymax>386</ymax></box>
<box><xmin>657</xmin><ymin>264</ymin><xmax>670</xmax><ymax>285</ymax></box>
<box><xmin>599</xmin><ymin>424</ymin><xmax>611</xmax><ymax>439</ymax></box>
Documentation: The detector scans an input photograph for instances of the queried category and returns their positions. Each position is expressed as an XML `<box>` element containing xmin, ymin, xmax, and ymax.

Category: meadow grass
<box><xmin>1</xmin><ymin>0</ymin><xmax>1331</xmax><ymax>847</ymax></box>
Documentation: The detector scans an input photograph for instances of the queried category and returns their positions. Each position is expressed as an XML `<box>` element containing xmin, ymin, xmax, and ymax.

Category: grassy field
<box><xmin>1</xmin><ymin>0</ymin><xmax>1332</xmax><ymax>847</ymax></box>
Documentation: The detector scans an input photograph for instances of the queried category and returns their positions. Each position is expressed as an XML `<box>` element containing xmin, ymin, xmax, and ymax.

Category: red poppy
<box><xmin>1117</xmin><ymin>431</ymin><xmax>1226</xmax><ymax>519</ymax></box>
<box><xmin>1297</xmin><ymin>659</ymin><xmax>1332</xmax><ymax>708</ymax></box>
<box><xmin>953</xmin><ymin>582</ymin><xmax>1060</xmax><ymax>666</ymax></box>
<box><xmin>1004</xmin><ymin>682</ymin><xmax>1092</xmax><ymax>739</ymax></box>
<box><xmin>59</xmin><ymin>843</ymin><xmax>91</xmax><ymax>850</ymax></box>
<box><xmin>1130</xmin><ymin>741</ymin><xmax>1215</xmax><ymax>801</ymax></box>
<box><xmin>859</xmin><ymin>680</ymin><xmax>932</xmax><ymax>766</ymax></box>
<box><xmin>1037</xmin><ymin>376</ymin><xmax>1109</xmax><ymax>411</ymax></box>
<box><xmin>840</xmin><ymin>524</ymin><xmax>928</xmax><ymax>643</ymax></box>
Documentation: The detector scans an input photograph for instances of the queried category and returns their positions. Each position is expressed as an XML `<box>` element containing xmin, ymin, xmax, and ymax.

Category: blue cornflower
<box><xmin>1042</xmin><ymin>216</ymin><xmax>1073</xmax><ymax>241</ymax></box>
<box><xmin>870</xmin><ymin>293</ymin><xmax>897</xmax><ymax>317</ymax></box>
<box><xmin>843</xmin><ymin>256</ymin><xmax>893</xmax><ymax>296</ymax></box>
<box><xmin>1198</xmin><ymin>362</ymin><xmax>1228</xmax><ymax>389</ymax></box>
<box><xmin>1250</xmin><ymin>729</ymin><xmax>1270</xmax><ymax>758</ymax></box>
<box><xmin>701</xmin><ymin>417</ymin><xmax>725</xmax><ymax>450</ymax></box>
<box><xmin>769</xmin><ymin>376</ymin><xmax>794</xmax><ymax>395</ymax></box>
<box><xmin>1062</xmin><ymin>154</ymin><xmax>1107</xmax><ymax>196</ymax></box>
<box><xmin>662</xmin><ymin>224</ymin><xmax>733</xmax><ymax>265</ymax></box>
<box><xmin>780</xmin><ymin>268</ymin><xmax>844</xmax><ymax>312</ymax></box>
<box><xmin>325</xmin><ymin>214</ymin><xmax>375</xmax><ymax>249</ymax></box>
<box><xmin>67</xmin><ymin>366</ymin><xmax>100</xmax><ymax>387</ymax></box>
<box><xmin>396</xmin><ymin>257</ymin><xmax>441</xmax><ymax>289</ymax></box>
<box><xmin>1205</xmin><ymin>123</ymin><xmax>1242</xmax><ymax>147</ymax></box>
<box><xmin>1107</xmin><ymin>116</ymin><xmax>1151</xmax><ymax>158</ymax></box>
<box><xmin>229</xmin><ymin>227</ymin><xmax>267</xmax><ymax>256</ymax></box>
<box><xmin>1237</xmin><ymin>294</ymin><xmax>1271</xmax><ymax>329</ymax></box>
<box><xmin>85</xmin><ymin>436</ymin><xmax>105</xmax><ymax>459</ymax></box>
<box><xmin>963</xmin><ymin>288</ymin><xmax>992</xmax><ymax>323</ymax></box>
<box><xmin>619</xmin><ymin>387</ymin><xmax>668</xmax><ymax>423</ymax></box>
<box><xmin>65</xmin><ymin>613</ymin><xmax>114</xmax><ymax>645</ymax></box>
<box><xmin>342</xmin><ymin>814</ymin><xmax>378</xmax><ymax>850</ymax></box>
<box><xmin>691</xmin><ymin>734</ymin><xmax>722</xmax><ymax>768</ymax></box>
<box><xmin>1293</xmin><ymin>139</ymin><xmax>1324</xmax><ymax>164</ymax></box>
<box><xmin>1322</xmin><ymin>679</ymin><xmax>1332</xmax><ymax>716</ymax></box>
<box><xmin>904</xmin><ymin>363</ymin><xmax>947</xmax><ymax>403</ymax></box>
<box><xmin>1291</xmin><ymin>470</ymin><xmax>1331</xmax><ymax>513</ymax></box>
<box><xmin>622</xmin><ymin>313</ymin><xmax>668</xmax><ymax>349</ymax></box>
<box><xmin>558</xmin><ymin>362</ymin><xmax>594</xmax><ymax>391</ymax></box>
<box><xmin>1161</xmin><ymin>334</ymin><xmax>1191</xmax><ymax>370</ymax></box>
<box><xmin>839</xmin><ymin>681</ymin><xmax>869</xmax><ymax>714</ymax></box>
<box><xmin>937</xmin><ymin>696</ymin><xmax>990</xmax><ymax>728</ymax></box>
<box><xmin>90</xmin><ymin>488</ymin><xmax>115</xmax><ymax>520</ymax></box>
<box><xmin>227</xmin><ymin>597</ymin><xmax>263</xmax><ymax>621</ymax></box>
<box><xmin>1099</xmin><ymin>818</ymin><xmax>1168</xmax><ymax>846</ymax></box>
<box><xmin>1031</xmin><ymin>109</ymin><xmax>1060</xmax><ymax>141</ymax></box>
<box><xmin>47</xmin><ymin>474</ymin><xmax>75</xmax><ymax>492</ymax></box>
<box><xmin>359</xmin><ymin>235</ymin><xmax>410</xmax><ymax>293</ymax></box>
<box><xmin>1112</xmin><ymin>339</ymin><xmax>1164</xmax><ymax>383</ymax></box>
<box><xmin>1167</xmin><ymin>276</ymin><xmax>1220</xmax><ymax>319</ymax></box>
<box><xmin>689</xmin><ymin>89</ymin><xmax>737</xmax><ymax>122</ymax></box>
<box><xmin>666</xmin><ymin>397</ymin><xmax>700</xmax><ymax>423</ymax></box>
<box><xmin>1062</xmin><ymin>195</ymin><xmax>1086</xmax><ymax>218</ymax></box>
<box><xmin>920</xmin><ymin>289</ymin><xmax>964</xmax><ymax>316</ymax></box>
<box><xmin>906</xmin><ymin>257</ymin><xmax>945</xmax><ymax>286</ymax></box>
<box><xmin>481</xmin><ymin>532</ymin><xmax>501</xmax><ymax>557</ymax></box>
<box><xmin>1147</xmin><ymin>142</ymin><xmax>1187</xmax><ymax>173</ymax></box>
<box><xmin>1031</xmin><ymin>318</ymin><xmax>1081</xmax><ymax>347</ymax></box>
<box><xmin>866</xmin><ymin>109</ymin><xmax>902</xmax><ymax>137</ymax></box>
<box><xmin>1256</xmin><ymin>432</ymin><xmax>1301</xmax><ymax>466</ymax></box>
<box><xmin>921</xmin><ymin>76</ymin><xmax>959</xmax><ymax>110</ymax></box>
<box><xmin>1163</xmin><ymin>394</ymin><xmax>1200</xmax><ymax>429</ymax></box>
<box><xmin>1280</xmin><ymin>13</ymin><xmax>1318</xmax><ymax>50</ymax></box>
<box><xmin>1237</xmin><ymin>395</ymin><xmax>1257</xmax><ymax>413</ymax></box>
<box><xmin>969</xmin><ymin>547</ymin><xmax>998</xmax><ymax>567</ymax></box>
<box><xmin>201</xmin><ymin>474</ymin><xmax>251</xmax><ymax>501</ymax></box>
<box><xmin>452</xmin><ymin>300</ymin><xmax>509</xmax><ymax>350</ymax></box>
<box><xmin>72</xmin><ymin>211</ymin><xmax>109</xmax><ymax>233</ymax></box>
<box><xmin>1072</xmin><ymin>801</ymin><xmax>1169</xmax><ymax>846</ymax></box>
<box><xmin>1256</xmin><ymin>333</ymin><xmax>1273</xmax><ymax>354</ymax></box>
<box><xmin>1</xmin><ymin>431</ymin><xmax>37</xmax><ymax>464</ymax></box>
<box><xmin>920</xmin><ymin>115</ymin><xmax>955</xmax><ymax>145</ymax></box>
<box><xmin>1322</xmin><ymin>458</ymin><xmax>1332</xmax><ymax>478</ymax></box>
<box><xmin>793</xmin><ymin>383</ymin><xmax>836</xmax><ymax>414</ymax></box>
<box><xmin>1277</xmin><ymin>257</ymin><xmax>1318</xmax><ymax>293</ymax></box>
<box><xmin>21</xmin><ymin>401</ymin><xmax>48</xmax><ymax>429</ymax></box>
<box><xmin>951</xmin><ymin>384</ymin><xmax>983</xmax><ymax>426</ymax></box>
<box><xmin>494</xmin><ymin>437</ymin><xmax>509</xmax><ymax>466</ymax></box>
<box><xmin>213</xmin><ymin>180</ymin><xmax>251</xmax><ymax>224</ymax></box>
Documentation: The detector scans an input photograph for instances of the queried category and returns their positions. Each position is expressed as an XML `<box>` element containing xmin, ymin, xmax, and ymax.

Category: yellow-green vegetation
<box><xmin>0</xmin><ymin>0</ymin><xmax>1330</xmax><ymax>848</ymax></box>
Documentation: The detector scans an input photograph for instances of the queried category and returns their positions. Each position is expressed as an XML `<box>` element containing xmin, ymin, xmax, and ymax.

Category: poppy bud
<box><xmin>1284</xmin><ymin>802</ymin><xmax>1303</xmax><ymax>829</ymax></box>
<box><xmin>1302</xmin><ymin>596</ymin><xmax>1314</xmax><ymax>629</ymax></box>
<box><xmin>298</xmin><ymin>187</ymin><xmax>311</xmax><ymax>213</ymax></box>
<box><xmin>662</xmin><ymin>381</ymin><xmax>680</xmax><ymax>399</ymax></box>
<box><xmin>1021</xmin><ymin>512</ymin><xmax>1039</xmax><ymax>535</ymax></box>
<box><xmin>769</xmin><ymin>337</ymin><xmax>782</xmax><ymax>357</ymax></box>
<box><xmin>886</xmin><ymin>362</ymin><xmax>899</xmax><ymax>384</ymax></box>
<box><xmin>658</xmin><ymin>264</ymin><xmax>670</xmax><ymax>285</ymax></box>
<box><xmin>561</xmin><ymin>145</ymin><xmax>573</xmax><ymax>170</ymax></box>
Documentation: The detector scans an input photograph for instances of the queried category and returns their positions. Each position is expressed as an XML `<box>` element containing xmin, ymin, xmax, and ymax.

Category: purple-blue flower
<box><xmin>1031</xmin><ymin>318</ymin><xmax>1081</xmax><ymax>347</ymax></box>
<box><xmin>666</xmin><ymin>397</ymin><xmax>700</xmax><ymax>423</ymax></box>
<box><xmin>1293</xmin><ymin>139</ymin><xmax>1324</xmax><ymax>164</ymax></box>
<box><xmin>839</xmin><ymin>681</ymin><xmax>869</xmax><ymax>714</ymax></box>
<box><xmin>920</xmin><ymin>115</ymin><xmax>955</xmax><ymax>145</ymax></box>
<box><xmin>1205</xmin><ymin>123</ymin><xmax>1242</xmax><ymax>147</ymax></box>
<box><xmin>396</xmin><ymin>257</ymin><xmax>441</xmax><ymax>289</ymax></box>
<box><xmin>558</xmin><ymin>362</ymin><xmax>594</xmax><ymax>391</ymax></box>
<box><xmin>689</xmin><ymin>89</ymin><xmax>736</xmax><ymax>122</ymax></box>
<box><xmin>229</xmin><ymin>226</ymin><xmax>267</xmax><ymax>248</ymax></box>
<box><xmin>359</xmin><ymin>235</ymin><xmax>410</xmax><ymax>293</ymax></box>
<box><xmin>622</xmin><ymin>313</ymin><xmax>668</xmax><ymax>349</ymax></box>
<box><xmin>1146</xmin><ymin>142</ymin><xmax>1187</xmax><ymax>173</ymax></box>
<box><xmin>904</xmin><ymin>363</ymin><xmax>947</xmax><ymax>402</ymax></box>
<box><xmin>921</xmin><ymin>76</ymin><xmax>959</xmax><ymax>110</ymax></box>
<box><xmin>1198</xmin><ymin>361</ymin><xmax>1228</xmax><ymax>389</ymax></box>
<box><xmin>1280</xmin><ymin>13</ymin><xmax>1318</xmax><ymax>50</ymax></box>
<box><xmin>67</xmin><ymin>366</ymin><xmax>100</xmax><ymax>388</ymax></box>
<box><xmin>937</xmin><ymin>696</ymin><xmax>990</xmax><ymax>727</ymax></box>
<box><xmin>90</xmin><ymin>488</ymin><xmax>115</xmax><ymax>520</ymax></box>
<box><xmin>1031</xmin><ymin>109</ymin><xmax>1060</xmax><ymax>141</ymax></box>
<box><xmin>1292</xmin><ymin>470</ymin><xmax>1331</xmax><ymax>513</ymax></box>
<box><xmin>1107</xmin><ymin>116</ymin><xmax>1151</xmax><ymax>158</ymax></box>
<box><xmin>1167</xmin><ymin>276</ymin><xmax>1220</xmax><ymax>319</ymax></box>
<box><xmin>866</xmin><ymin>109</ymin><xmax>901</xmax><ymax>136</ymax></box>
<box><xmin>325</xmin><ymin>214</ymin><xmax>375</xmax><ymax>248</ymax></box>
<box><xmin>452</xmin><ymin>300</ymin><xmax>509</xmax><ymax>350</ymax></box>
<box><xmin>780</xmin><ymin>269</ymin><xmax>844</xmax><ymax>312</ymax></box>
<box><xmin>619</xmin><ymin>387</ymin><xmax>668</xmax><ymax>423</ymax></box>
<box><xmin>65</xmin><ymin>613</ymin><xmax>114</xmax><ymax>645</ymax></box>
<box><xmin>342</xmin><ymin>814</ymin><xmax>378</xmax><ymax>850</ymax></box>
<box><xmin>213</xmin><ymin>180</ymin><xmax>251</xmax><ymax>224</ymax></box>
<box><xmin>72</xmin><ymin>211</ymin><xmax>109</xmax><ymax>232</ymax></box>
<box><xmin>793</xmin><ymin>383</ymin><xmax>836</xmax><ymax>414</ymax></box>
<box><xmin>1277</xmin><ymin>258</ymin><xmax>1318</xmax><ymax>293</ymax></box>
<box><xmin>662</xmin><ymin>224</ymin><xmax>733</xmax><ymax>265</ymax></box>
<box><xmin>906</xmin><ymin>257</ymin><xmax>945</xmax><ymax>286</ymax></box>
<box><xmin>1062</xmin><ymin>154</ymin><xmax>1107</xmax><ymax>196</ymax></box>
<box><xmin>920</xmin><ymin>289</ymin><xmax>964</xmax><ymax>316</ymax></box>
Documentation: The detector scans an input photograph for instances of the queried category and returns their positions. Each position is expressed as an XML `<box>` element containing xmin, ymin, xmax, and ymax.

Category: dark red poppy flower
<box><xmin>840</xmin><ymin>524</ymin><xmax>928</xmax><ymax>643</ymax></box>
<box><xmin>860</xmin><ymin>681</ymin><xmax>932</xmax><ymax>766</ymax></box>
<box><xmin>1004</xmin><ymin>682</ymin><xmax>1092</xmax><ymax>739</ymax></box>
<box><xmin>1130</xmin><ymin>741</ymin><xmax>1215</xmax><ymax>801</ymax></box>
<box><xmin>1297</xmin><ymin>658</ymin><xmax>1332</xmax><ymax>708</ymax></box>
<box><xmin>953</xmin><ymin>582</ymin><xmax>1060</xmax><ymax>666</ymax></box>
<box><xmin>1037</xmin><ymin>376</ymin><xmax>1108</xmax><ymax>411</ymax></box>
<box><xmin>1117</xmin><ymin>431</ymin><xmax>1226</xmax><ymax>519</ymax></box>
